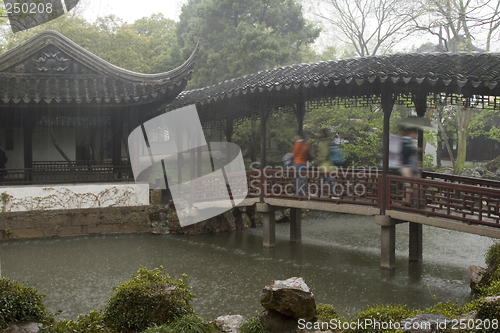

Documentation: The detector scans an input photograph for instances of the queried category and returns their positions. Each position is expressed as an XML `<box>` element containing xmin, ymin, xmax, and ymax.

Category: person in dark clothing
<box><xmin>0</xmin><ymin>142</ymin><xmax>8</xmax><ymax>183</ymax></box>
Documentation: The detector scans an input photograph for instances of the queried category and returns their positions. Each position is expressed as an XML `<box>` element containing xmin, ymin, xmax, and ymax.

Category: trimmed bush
<box><xmin>141</xmin><ymin>314</ymin><xmax>214</xmax><ymax>333</ymax></box>
<box><xmin>103</xmin><ymin>267</ymin><xmax>194</xmax><ymax>332</ymax></box>
<box><xmin>316</xmin><ymin>303</ymin><xmax>343</xmax><ymax>323</ymax></box>
<box><xmin>475</xmin><ymin>296</ymin><xmax>500</xmax><ymax>332</ymax></box>
<box><xmin>0</xmin><ymin>277</ymin><xmax>52</xmax><ymax>329</ymax></box>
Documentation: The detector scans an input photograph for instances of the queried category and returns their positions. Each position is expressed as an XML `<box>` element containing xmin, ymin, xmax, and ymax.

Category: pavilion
<box><xmin>0</xmin><ymin>30</ymin><xmax>198</xmax><ymax>183</ymax></box>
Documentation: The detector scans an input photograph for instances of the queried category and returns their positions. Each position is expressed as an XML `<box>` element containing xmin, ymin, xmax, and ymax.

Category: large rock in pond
<box><xmin>260</xmin><ymin>277</ymin><xmax>316</xmax><ymax>321</ymax></box>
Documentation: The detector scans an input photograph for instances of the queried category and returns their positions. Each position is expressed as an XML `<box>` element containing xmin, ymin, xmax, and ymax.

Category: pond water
<box><xmin>0</xmin><ymin>211</ymin><xmax>495</xmax><ymax>321</ymax></box>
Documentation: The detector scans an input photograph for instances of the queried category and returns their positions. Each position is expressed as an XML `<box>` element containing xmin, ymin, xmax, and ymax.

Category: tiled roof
<box><xmin>170</xmin><ymin>52</ymin><xmax>500</xmax><ymax>120</ymax></box>
<box><xmin>0</xmin><ymin>30</ymin><xmax>198</xmax><ymax>106</ymax></box>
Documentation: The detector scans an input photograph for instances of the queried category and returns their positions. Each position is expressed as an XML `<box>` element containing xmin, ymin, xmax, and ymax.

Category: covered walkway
<box><xmin>169</xmin><ymin>52</ymin><xmax>500</xmax><ymax>268</ymax></box>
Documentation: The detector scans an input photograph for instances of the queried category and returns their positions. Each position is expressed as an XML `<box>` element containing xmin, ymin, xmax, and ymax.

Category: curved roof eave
<box><xmin>170</xmin><ymin>52</ymin><xmax>500</xmax><ymax>113</ymax></box>
<box><xmin>0</xmin><ymin>30</ymin><xmax>199</xmax><ymax>84</ymax></box>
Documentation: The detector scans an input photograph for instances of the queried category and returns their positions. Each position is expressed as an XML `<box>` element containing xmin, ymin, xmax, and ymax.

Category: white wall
<box><xmin>0</xmin><ymin>183</ymin><xmax>149</xmax><ymax>212</ymax></box>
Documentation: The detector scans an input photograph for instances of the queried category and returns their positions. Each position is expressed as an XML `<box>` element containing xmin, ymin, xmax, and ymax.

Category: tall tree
<box><xmin>411</xmin><ymin>0</ymin><xmax>500</xmax><ymax>173</ymax></box>
<box><xmin>313</xmin><ymin>0</ymin><xmax>419</xmax><ymax>57</ymax></box>
<box><xmin>176</xmin><ymin>0</ymin><xmax>320</xmax><ymax>88</ymax></box>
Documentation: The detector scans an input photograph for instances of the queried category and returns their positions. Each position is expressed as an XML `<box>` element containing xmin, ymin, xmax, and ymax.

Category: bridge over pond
<box><xmin>235</xmin><ymin>168</ymin><xmax>500</xmax><ymax>269</ymax></box>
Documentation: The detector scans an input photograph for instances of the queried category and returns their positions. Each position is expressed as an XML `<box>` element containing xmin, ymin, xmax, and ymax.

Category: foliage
<box><xmin>1</xmin><ymin>14</ymin><xmax>182</xmax><ymax>74</ymax></box>
<box><xmin>239</xmin><ymin>317</ymin><xmax>272</xmax><ymax>333</ymax></box>
<box><xmin>303</xmin><ymin>104</ymin><xmax>386</xmax><ymax>167</ymax></box>
<box><xmin>141</xmin><ymin>314</ymin><xmax>215</xmax><ymax>333</ymax></box>
<box><xmin>316</xmin><ymin>303</ymin><xmax>343</xmax><ymax>323</ymax></box>
<box><xmin>424</xmin><ymin>301</ymin><xmax>472</xmax><ymax>318</ymax></box>
<box><xmin>479</xmin><ymin>278</ymin><xmax>500</xmax><ymax>298</ymax></box>
<box><xmin>475</xmin><ymin>297</ymin><xmax>500</xmax><ymax>331</ymax></box>
<box><xmin>348</xmin><ymin>304</ymin><xmax>420</xmax><ymax>333</ymax></box>
<box><xmin>485</xmin><ymin>242</ymin><xmax>500</xmax><ymax>273</ymax></box>
<box><xmin>176</xmin><ymin>0</ymin><xmax>320</xmax><ymax>88</ymax></box>
<box><xmin>103</xmin><ymin>267</ymin><xmax>195</xmax><ymax>332</ymax></box>
<box><xmin>0</xmin><ymin>277</ymin><xmax>52</xmax><ymax>329</ymax></box>
<box><xmin>40</xmin><ymin>311</ymin><xmax>109</xmax><ymax>333</ymax></box>
<box><xmin>232</xmin><ymin>113</ymin><xmax>298</xmax><ymax>166</ymax></box>
<box><xmin>469</xmin><ymin>108</ymin><xmax>500</xmax><ymax>161</ymax></box>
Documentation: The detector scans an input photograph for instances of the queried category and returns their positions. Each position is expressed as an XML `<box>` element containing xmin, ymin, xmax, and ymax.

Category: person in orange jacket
<box><xmin>292</xmin><ymin>133</ymin><xmax>309</xmax><ymax>196</ymax></box>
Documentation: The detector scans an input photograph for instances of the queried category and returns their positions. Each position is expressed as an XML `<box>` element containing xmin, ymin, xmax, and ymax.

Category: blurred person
<box><xmin>292</xmin><ymin>133</ymin><xmax>309</xmax><ymax>196</ymax></box>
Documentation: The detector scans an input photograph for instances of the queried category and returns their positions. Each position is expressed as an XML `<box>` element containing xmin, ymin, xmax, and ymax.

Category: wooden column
<box><xmin>380</xmin><ymin>90</ymin><xmax>395</xmax><ymax>215</ymax></box>
<box><xmin>111</xmin><ymin>114</ymin><xmax>123</xmax><ymax>175</ymax></box>
<box><xmin>225</xmin><ymin>118</ymin><xmax>234</xmax><ymax>142</ymax></box>
<box><xmin>411</xmin><ymin>93</ymin><xmax>426</xmax><ymax>262</ymax></box>
<box><xmin>414</xmin><ymin>93</ymin><xmax>427</xmax><ymax>167</ymax></box>
<box><xmin>409</xmin><ymin>222</ymin><xmax>423</xmax><ymax>262</ymax></box>
<box><xmin>290</xmin><ymin>208</ymin><xmax>301</xmax><ymax>242</ymax></box>
<box><xmin>376</xmin><ymin>215</ymin><xmax>396</xmax><ymax>269</ymax></box>
<box><xmin>197</xmin><ymin>146</ymin><xmax>202</xmax><ymax>177</ymax></box>
<box><xmin>294</xmin><ymin>100</ymin><xmax>306</xmax><ymax>136</ymax></box>
<box><xmin>260</xmin><ymin>107</ymin><xmax>269</xmax><ymax>203</ymax></box>
<box><xmin>258</xmin><ymin>203</ymin><xmax>275</xmax><ymax>248</ymax></box>
<box><xmin>22</xmin><ymin>114</ymin><xmax>36</xmax><ymax>181</ymax></box>
<box><xmin>177</xmin><ymin>131</ymin><xmax>183</xmax><ymax>186</ymax></box>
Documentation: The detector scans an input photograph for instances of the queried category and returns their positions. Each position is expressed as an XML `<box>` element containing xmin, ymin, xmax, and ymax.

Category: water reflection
<box><xmin>0</xmin><ymin>211</ymin><xmax>495</xmax><ymax>320</ymax></box>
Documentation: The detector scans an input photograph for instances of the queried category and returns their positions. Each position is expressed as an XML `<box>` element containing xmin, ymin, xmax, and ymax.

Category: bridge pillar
<box><xmin>376</xmin><ymin>215</ymin><xmax>396</xmax><ymax>269</ymax></box>
<box><xmin>409</xmin><ymin>222</ymin><xmax>423</xmax><ymax>262</ymax></box>
<box><xmin>257</xmin><ymin>203</ymin><xmax>275</xmax><ymax>248</ymax></box>
<box><xmin>290</xmin><ymin>208</ymin><xmax>301</xmax><ymax>242</ymax></box>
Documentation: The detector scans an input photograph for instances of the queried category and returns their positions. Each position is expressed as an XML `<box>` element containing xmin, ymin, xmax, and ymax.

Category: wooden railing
<box><xmin>247</xmin><ymin>168</ymin><xmax>381</xmax><ymax>206</ymax></box>
<box><xmin>388</xmin><ymin>173</ymin><xmax>500</xmax><ymax>227</ymax></box>
<box><xmin>247</xmin><ymin>168</ymin><xmax>500</xmax><ymax>229</ymax></box>
<box><xmin>4</xmin><ymin>163</ymin><xmax>500</xmax><ymax>229</ymax></box>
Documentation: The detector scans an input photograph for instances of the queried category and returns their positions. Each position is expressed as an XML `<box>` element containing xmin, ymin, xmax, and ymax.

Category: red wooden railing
<box><xmin>247</xmin><ymin>168</ymin><xmax>500</xmax><ymax>229</ymax></box>
<box><xmin>3</xmin><ymin>163</ymin><xmax>500</xmax><ymax>229</ymax></box>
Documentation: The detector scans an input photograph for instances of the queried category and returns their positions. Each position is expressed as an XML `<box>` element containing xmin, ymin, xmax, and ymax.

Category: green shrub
<box><xmin>348</xmin><ymin>304</ymin><xmax>420</xmax><ymax>333</ymax></box>
<box><xmin>424</xmin><ymin>301</ymin><xmax>471</xmax><ymax>318</ymax></box>
<box><xmin>239</xmin><ymin>317</ymin><xmax>272</xmax><ymax>333</ymax></box>
<box><xmin>141</xmin><ymin>314</ymin><xmax>214</xmax><ymax>333</ymax></box>
<box><xmin>0</xmin><ymin>277</ymin><xmax>52</xmax><ymax>329</ymax></box>
<box><xmin>485</xmin><ymin>242</ymin><xmax>500</xmax><ymax>273</ymax></box>
<box><xmin>103</xmin><ymin>267</ymin><xmax>195</xmax><ymax>332</ymax></box>
<box><xmin>480</xmin><ymin>278</ymin><xmax>500</xmax><ymax>298</ymax></box>
<box><xmin>316</xmin><ymin>303</ymin><xmax>343</xmax><ymax>323</ymax></box>
<box><xmin>475</xmin><ymin>296</ymin><xmax>500</xmax><ymax>332</ymax></box>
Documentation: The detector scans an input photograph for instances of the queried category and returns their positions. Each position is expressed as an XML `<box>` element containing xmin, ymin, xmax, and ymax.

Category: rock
<box><xmin>223</xmin><ymin>211</ymin><xmax>237</xmax><ymax>230</ymax></box>
<box><xmin>468</xmin><ymin>265</ymin><xmax>489</xmax><ymax>291</ymax></box>
<box><xmin>5</xmin><ymin>323</ymin><xmax>42</xmax><ymax>333</ymax></box>
<box><xmin>400</xmin><ymin>313</ymin><xmax>451</xmax><ymax>333</ymax></box>
<box><xmin>459</xmin><ymin>168</ymin><xmax>481</xmax><ymax>178</ymax></box>
<box><xmin>150</xmin><ymin>188</ymin><xmax>162</xmax><ymax>205</ymax></box>
<box><xmin>259</xmin><ymin>310</ymin><xmax>299</xmax><ymax>333</ymax></box>
<box><xmin>260</xmin><ymin>277</ymin><xmax>317</xmax><ymax>321</ymax></box>
<box><xmin>213</xmin><ymin>315</ymin><xmax>245</xmax><ymax>333</ymax></box>
<box><xmin>240</xmin><ymin>213</ymin><xmax>252</xmax><ymax>229</ymax></box>
<box><xmin>476</xmin><ymin>166</ymin><xmax>488</xmax><ymax>177</ymax></box>
<box><xmin>275</xmin><ymin>209</ymin><xmax>290</xmax><ymax>223</ymax></box>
